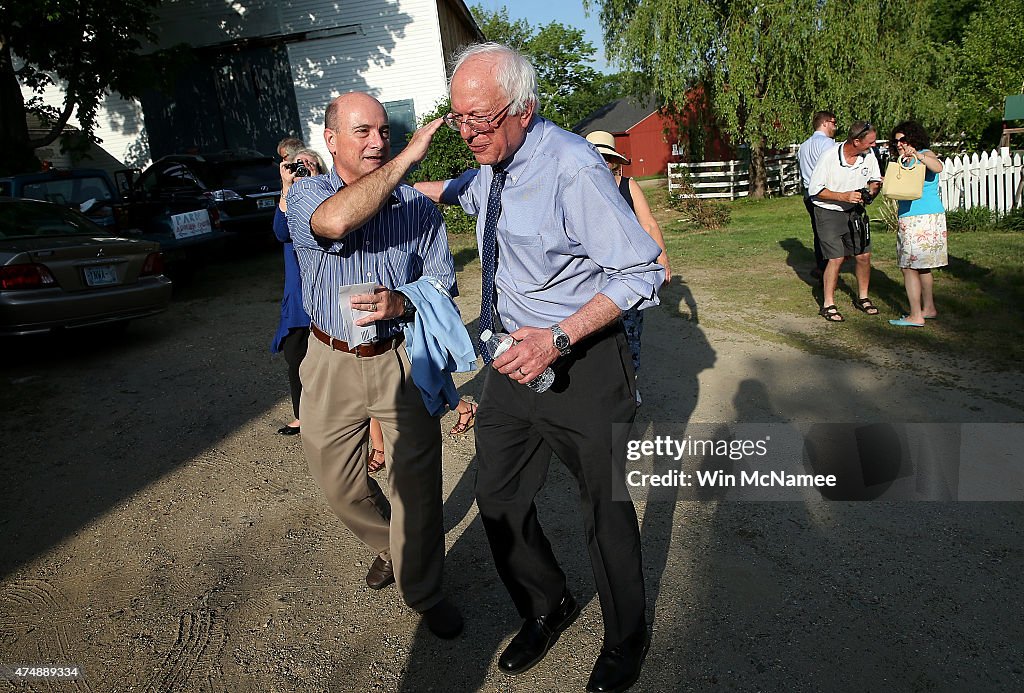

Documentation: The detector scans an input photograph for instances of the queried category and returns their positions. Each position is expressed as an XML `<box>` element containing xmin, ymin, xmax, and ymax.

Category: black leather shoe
<box><xmin>277</xmin><ymin>424</ymin><xmax>300</xmax><ymax>436</ymax></box>
<box><xmin>585</xmin><ymin>627</ymin><xmax>651</xmax><ymax>693</ymax></box>
<box><xmin>423</xmin><ymin>597</ymin><xmax>463</xmax><ymax>639</ymax></box>
<box><xmin>365</xmin><ymin>556</ymin><xmax>394</xmax><ymax>590</ymax></box>
<box><xmin>498</xmin><ymin>590</ymin><xmax>580</xmax><ymax>675</ymax></box>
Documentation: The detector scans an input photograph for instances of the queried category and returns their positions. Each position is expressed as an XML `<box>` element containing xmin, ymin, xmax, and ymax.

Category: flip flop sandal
<box><xmin>853</xmin><ymin>297</ymin><xmax>879</xmax><ymax>315</ymax></box>
<box><xmin>367</xmin><ymin>448</ymin><xmax>386</xmax><ymax>474</ymax></box>
<box><xmin>889</xmin><ymin>318</ymin><xmax>924</xmax><ymax>327</ymax></box>
<box><xmin>819</xmin><ymin>304</ymin><xmax>845</xmax><ymax>322</ymax></box>
<box><xmin>449</xmin><ymin>400</ymin><xmax>478</xmax><ymax>436</ymax></box>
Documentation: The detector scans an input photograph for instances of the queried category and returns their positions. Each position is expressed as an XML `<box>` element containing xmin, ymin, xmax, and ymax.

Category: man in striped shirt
<box><xmin>285</xmin><ymin>92</ymin><xmax>462</xmax><ymax>639</ymax></box>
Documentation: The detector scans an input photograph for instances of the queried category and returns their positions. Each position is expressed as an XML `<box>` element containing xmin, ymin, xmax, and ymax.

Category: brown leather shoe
<box><xmin>365</xmin><ymin>555</ymin><xmax>394</xmax><ymax>590</ymax></box>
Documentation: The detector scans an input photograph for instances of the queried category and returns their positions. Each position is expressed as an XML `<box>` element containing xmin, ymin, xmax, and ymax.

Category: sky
<box><xmin>469</xmin><ymin>0</ymin><xmax>613</xmax><ymax>72</ymax></box>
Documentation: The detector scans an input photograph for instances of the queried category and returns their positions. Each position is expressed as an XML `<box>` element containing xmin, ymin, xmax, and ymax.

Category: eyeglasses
<box><xmin>443</xmin><ymin>102</ymin><xmax>513</xmax><ymax>133</ymax></box>
<box><xmin>853</xmin><ymin>122</ymin><xmax>873</xmax><ymax>140</ymax></box>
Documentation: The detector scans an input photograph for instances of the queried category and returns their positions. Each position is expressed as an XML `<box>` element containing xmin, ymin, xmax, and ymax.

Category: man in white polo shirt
<box><xmin>808</xmin><ymin>120</ymin><xmax>882</xmax><ymax>322</ymax></box>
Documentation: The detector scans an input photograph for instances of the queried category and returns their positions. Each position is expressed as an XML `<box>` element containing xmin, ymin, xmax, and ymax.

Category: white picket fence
<box><xmin>938</xmin><ymin>148</ymin><xmax>1024</xmax><ymax>213</ymax></box>
<box><xmin>667</xmin><ymin>154</ymin><xmax>801</xmax><ymax>199</ymax></box>
<box><xmin>668</xmin><ymin>147</ymin><xmax>1024</xmax><ymax>214</ymax></box>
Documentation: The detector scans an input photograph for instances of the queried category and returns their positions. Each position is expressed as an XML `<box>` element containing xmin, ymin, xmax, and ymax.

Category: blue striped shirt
<box><xmin>285</xmin><ymin>168</ymin><xmax>457</xmax><ymax>342</ymax></box>
<box><xmin>441</xmin><ymin>117</ymin><xmax>663</xmax><ymax>333</ymax></box>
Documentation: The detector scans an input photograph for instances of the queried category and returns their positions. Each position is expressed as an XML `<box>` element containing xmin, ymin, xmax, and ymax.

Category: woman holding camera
<box><xmin>271</xmin><ymin>148</ymin><xmax>326</xmax><ymax>435</ymax></box>
<box><xmin>888</xmin><ymin>121</ymin><xmax>946</xmax><ymax>327</ymax></box>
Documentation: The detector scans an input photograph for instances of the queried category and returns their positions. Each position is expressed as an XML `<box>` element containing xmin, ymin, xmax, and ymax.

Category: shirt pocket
<box><xmin>501</xmin><ymin>232</ymin><xmax>548</xmax><ymax>292</ymax></box>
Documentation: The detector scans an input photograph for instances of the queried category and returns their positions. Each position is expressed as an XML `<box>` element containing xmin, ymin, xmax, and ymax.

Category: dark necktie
<box><xmin>478</xmin><ymin>166</ymin><xmax>507</xmax><ymax>361</ymax></box>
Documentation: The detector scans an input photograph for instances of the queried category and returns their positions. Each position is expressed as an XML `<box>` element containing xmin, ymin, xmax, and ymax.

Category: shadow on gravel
<box><xmin>0</xmin><ymin>247</ymin><xmax>283</xmax><ymax>579</ymax></box>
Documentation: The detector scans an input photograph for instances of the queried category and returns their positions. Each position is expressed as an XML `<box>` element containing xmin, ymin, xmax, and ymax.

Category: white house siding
<box><xmin>282</xmin><ymin>0</ymin><xmax>450</xmax><ymax>165</ymax></box>
<box><xmin>22</xmin><ymin>0</ymin><xmax>453</xmax><ymax>173</ymax></box>
<box><xmin>20</xmin><ymin>80</ymin><xmax>149</xmax><ymax>173</ymax></box>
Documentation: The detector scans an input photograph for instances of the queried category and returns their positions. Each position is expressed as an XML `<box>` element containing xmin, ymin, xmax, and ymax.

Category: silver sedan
<box><xmin>0</xmin><ymin>198</ymin><xmax>173</xmax><ymax>336</ymax></box>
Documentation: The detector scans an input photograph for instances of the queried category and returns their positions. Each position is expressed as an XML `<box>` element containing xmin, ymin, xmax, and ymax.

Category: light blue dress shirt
<box><xmin>798</xmin><ymin>131</ymin><xmax>836</xmax><ymax>191</ymax></box>
<box><xmin>397</xmin><ymin>276</ymin><xmax>478</xmax><ymax>416</ymax></box>
<box><xmin>441</xmin><ymin>117</ymin><xmax>664</xmax><ymax>333</ymax></box>
<box><xmin>285</xmin><ymin>168</ymin><xmax>457</xmax><ymax>342</ymax></box>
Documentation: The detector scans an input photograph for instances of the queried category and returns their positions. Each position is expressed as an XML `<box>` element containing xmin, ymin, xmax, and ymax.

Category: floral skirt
<box><xmin>896</xmin><ymin>213</ymin><xmax>947</xmax><ymax>269</ymax></box>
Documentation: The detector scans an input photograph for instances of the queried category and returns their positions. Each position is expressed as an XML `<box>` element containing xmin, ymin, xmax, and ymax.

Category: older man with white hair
<box><xmin>417</xmin><ymin>43</ymin><xmax>664</xmax><ymax>692</ymax></box>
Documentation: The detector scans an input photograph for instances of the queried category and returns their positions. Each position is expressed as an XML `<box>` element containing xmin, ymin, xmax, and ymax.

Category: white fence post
<box><xmin>666</xmin><ymin>154</ymin><xmax>801</xmax><ymax>200</ymax></box>
<box><xmin>938</xmin><ymin>148</ymin><xmax>1024</xmax><ymax>214</ymax></box>
<box><xmin>668</xmin><ymin>148</ymin><xmax>1023</xmax><ymax>213</ymax></box>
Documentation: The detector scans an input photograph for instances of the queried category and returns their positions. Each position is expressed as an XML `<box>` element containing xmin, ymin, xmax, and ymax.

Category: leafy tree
<box><xmin>0</xmin><ymin>0</ymin><xmax>161</xmax><ymax>175</ymax></box>
<box><xmin>470</xmin><ymin>4</ymin><xmax>621</xmax><ymax>130</ymax></box>
<box><xmin>472</xmin><ymin>5</ymin><xmax>533</xmax><ymax>52</ymax></box>
<box><xmin>406</xmin><ymin>99</ymin><xmax>478</xmax><ymax>235</ymax></box>
<box><xmin>953</xmin><ymin>0</ymin><xmax>1024</xmax><ymax>148</ymax></box>
<box><xmin>590</xmin><ymin>0</ymin><xmax>969</xmax><ymax>196</ymax></box>
<box><xmin>929</xmin><ymin>0</ymin><xmax>981</xmax><ymax>45</ymax></box>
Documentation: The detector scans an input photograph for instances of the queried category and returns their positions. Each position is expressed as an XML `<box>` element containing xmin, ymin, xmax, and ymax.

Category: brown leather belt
<box><xmin>310</xmin><ymin>323</ymin><xmax>401</xmax><ymax>357</ymax></box>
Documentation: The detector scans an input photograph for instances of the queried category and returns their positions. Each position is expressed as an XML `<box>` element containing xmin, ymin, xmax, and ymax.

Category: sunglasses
<box><xmin>852</xmin><ymin>122</ymin><xmax>874</xmax><ymax>140</ymax></box>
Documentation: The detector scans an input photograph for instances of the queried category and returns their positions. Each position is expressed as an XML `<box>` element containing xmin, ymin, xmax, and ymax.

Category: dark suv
<box><xmin>134</xmin><ymin>151</ymin><xmax>281</xmax><ymax>234</ymax></box>
<box><xmin>2</xmin><ymin>168</ymin><xmax>225</xmax><ymax>265</ymax></box>
<box><xmin>0</xmin><ymin>168</ymin><xmax>120</xmax><ymax>229</ymax></box>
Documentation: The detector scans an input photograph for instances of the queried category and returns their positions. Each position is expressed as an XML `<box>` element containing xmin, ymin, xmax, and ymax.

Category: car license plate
<box><xmin>257</xmin><ymin>197</ymin><xmax>276</xmax><ymax>209</ymax></box>
<box><xmin>84</xmin><ymin>265</ymin><xmax>118</xmax><ymax>286</ymax></box>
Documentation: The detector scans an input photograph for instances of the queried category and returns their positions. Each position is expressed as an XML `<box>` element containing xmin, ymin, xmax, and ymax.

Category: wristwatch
<box><xmin>550</xmin><ymin>324</ymin><xmax>571</xmax><ymax>356</ymax></box>
<box><xmin>399</xmin><ymin>292</ymin><xmax>416</xmax><ymax>320</ymax></box>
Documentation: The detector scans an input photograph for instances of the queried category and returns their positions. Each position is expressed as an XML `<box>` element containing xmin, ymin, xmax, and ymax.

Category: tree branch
<box><xmin>28</xmin><ymin>92</ymin><xmax>77</xmax><ymax>148</ymax></box>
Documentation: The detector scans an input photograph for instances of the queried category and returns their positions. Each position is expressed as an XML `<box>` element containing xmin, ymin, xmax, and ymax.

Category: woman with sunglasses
<box><xmin>887</xmin><ymin>121</ymin><xmax>946</xmax><ymax>327</ymax></box>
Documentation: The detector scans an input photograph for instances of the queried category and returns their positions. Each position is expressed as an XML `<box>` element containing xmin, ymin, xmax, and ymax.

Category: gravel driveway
<box><xmin>1</xmin><ymin>247</ymin><xmax>1021</xmax><ymax>692</ymax></box>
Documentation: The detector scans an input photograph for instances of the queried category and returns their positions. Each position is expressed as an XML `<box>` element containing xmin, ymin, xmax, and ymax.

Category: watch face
<box><xmin>555</xmin><ymin>334</ymin><xmax>570</xmax><ymax>349</ymax></box>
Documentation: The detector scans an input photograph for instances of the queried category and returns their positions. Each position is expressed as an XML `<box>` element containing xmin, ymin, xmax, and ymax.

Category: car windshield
<box><xmin>0</xmin><ymin>200</ymin><xmax>108</xmax><ymax>239</ymax></box>
<box><xmin>204</xmin><ymin>161</ymin><xmax>281</xmax><ymax>190</ymax></box>
<box><xmin>21</xmin><ymin>176</ymin><xmax>115</xmax><ymax>206</ymax></box>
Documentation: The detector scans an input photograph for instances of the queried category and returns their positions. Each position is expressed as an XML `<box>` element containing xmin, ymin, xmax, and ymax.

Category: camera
<box><xmin>857</xmin><ymin>187</ymin><xmax>876</xmax><ymax>205</ymax></box>
<box><xmin>284</xmin><ymin>161</ymin><xmax>310</xmax><ymax>177</ymax></box>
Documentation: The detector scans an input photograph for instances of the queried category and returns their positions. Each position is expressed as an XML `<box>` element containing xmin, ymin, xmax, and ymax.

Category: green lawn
<box><xmin>445</xmin><ymin>189</ymin><xmax>1023</xmax><ymax>369</ymax></box>
<box><xmin>653</xmin><ymin>191</ymin><xmax>1024</xmax><ymax>369</ymax></box>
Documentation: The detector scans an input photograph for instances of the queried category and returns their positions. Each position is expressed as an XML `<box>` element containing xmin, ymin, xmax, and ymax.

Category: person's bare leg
<box><xmin>368</xmin><ymin>417</ymin><xmax>386</xmax><ymax>472</ymax></box>
<box><xmin>919</xmin><ymin>269</ymin><xmax>937</xmax><ymax>318</ymax></box>
<box><xmin>854</xmin><ymin>252</ymin><xmax>872</xmax><ymax>301</ymax></box>
<box><xmin>901</xmin><ymin>268</ymin><xmax>926</xmax><ymax>324</ymax></box>
<box><xmin>823</xmin><ymin>257</ymin><xmax>844</xmax><ymax>308</ymax></box>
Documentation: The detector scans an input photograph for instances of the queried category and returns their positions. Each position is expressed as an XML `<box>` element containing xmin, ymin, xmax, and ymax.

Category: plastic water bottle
<box><xmin>481</xmin><ymin>329</ymin><xmax>555</xmax><ymax>393</ymax></box>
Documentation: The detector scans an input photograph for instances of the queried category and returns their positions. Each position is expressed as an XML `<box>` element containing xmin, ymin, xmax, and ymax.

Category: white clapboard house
<box><xmin>28</xmin><ymin>0</ymin><xmax>482</xmax><ymax>171</ymax></box>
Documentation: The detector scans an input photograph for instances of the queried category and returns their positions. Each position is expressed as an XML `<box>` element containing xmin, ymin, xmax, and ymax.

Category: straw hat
<box><xmin>585</xmin><ymin>130</ymin><xmax>630</xmax><ymax>164</ymax></box>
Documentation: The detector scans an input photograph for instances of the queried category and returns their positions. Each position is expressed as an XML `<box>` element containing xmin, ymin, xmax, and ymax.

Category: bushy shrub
<box><xmin>405</xmin><ymin>98</ymin><xmax>478</xmax><ymax>185</ymax></box>
<box><xmin>874</xmin><ymin>198</ymin><xmax>899</xmax><ymax>233</ymax></box>
<box><xmin>441</xmin><ymin>203</ymin><xmax>477</xmax><ymax>235</ymax></box>
<box><xmin>667</xmin><ymin>176</ymin><xmax>731</xmax><ymax>229</ymax></box>
<box><xmin>946</xmin><ymin>206</ymin><xmax>995</xmax><ymax>232</ymax></box>
<box><xmin>996</xmin><ymin>207</ymin><xmax>1024</xmax><ymax>232</ymax></box>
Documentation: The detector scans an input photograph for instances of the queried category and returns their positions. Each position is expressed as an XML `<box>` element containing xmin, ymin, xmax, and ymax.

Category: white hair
<box><xmin>449</xmin><ymin>42</ymin><xmax>539</xmax><ymax>116</ymax></box>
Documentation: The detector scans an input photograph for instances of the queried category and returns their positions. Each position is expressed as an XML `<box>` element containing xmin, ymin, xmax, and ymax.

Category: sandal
<box><xmin>853</xmin><ymin>297</ymin><xmax>879</xmax><ymax>315</ymax></box>
<box><xmin>449</xmin><ymin>399</ymin><xmax>478</xmax><ymax>436</ymax></box>
<box><xmin>819</xmin><ymin>304</ymin><xmax>845</xmax><ymax>322</ymax></box>
<box><xmin>367</xmin><ymin>447</ymin><xmax>386</xmax><ymax>474</ymax></box>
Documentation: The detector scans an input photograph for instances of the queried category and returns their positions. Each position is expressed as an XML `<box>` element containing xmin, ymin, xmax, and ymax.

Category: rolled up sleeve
<box><xmin>563</xmin><ymin>165</ymin><xmax>664</xmax><ymax>311</ymax></box>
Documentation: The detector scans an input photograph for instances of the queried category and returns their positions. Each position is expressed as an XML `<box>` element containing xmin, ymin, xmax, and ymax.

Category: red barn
<box><xmin>574</xmin><ymin>90</ymin><xmax>732</xmax><ymax>178</ymax></box>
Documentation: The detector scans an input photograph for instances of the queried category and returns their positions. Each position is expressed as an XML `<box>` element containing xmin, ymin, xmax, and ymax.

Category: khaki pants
<box><xmin>299</xmin><ymin>335</ymin><xmax>445</xmax><ymax>612</ymax></box>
